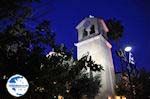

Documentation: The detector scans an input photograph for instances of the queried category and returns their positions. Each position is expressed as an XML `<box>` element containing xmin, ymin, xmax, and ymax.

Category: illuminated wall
<box><xmin>75</xmin><ymin>17</ymin><xmax>115</xmax><ymax>99</ymax></box>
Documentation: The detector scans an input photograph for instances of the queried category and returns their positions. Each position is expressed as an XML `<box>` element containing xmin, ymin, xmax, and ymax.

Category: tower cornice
<box><xmin>75</xmin><ymin>34</ymin><xmax>112</xmax><ymax>49</ymax></box>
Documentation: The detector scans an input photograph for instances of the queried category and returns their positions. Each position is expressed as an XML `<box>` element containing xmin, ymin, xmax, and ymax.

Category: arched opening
<box><xmin>83</xmin><ymin>29</ymin><xmax>88</xmax><ymax>38</ymax></box>
<box><xmin>90</xmin><ymin>25</ymin><xmax>95</xmax><ymax>34</ymax></box>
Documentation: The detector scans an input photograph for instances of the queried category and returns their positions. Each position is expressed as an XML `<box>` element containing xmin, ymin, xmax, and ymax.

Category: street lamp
<box><xmin>124</xmin><ymin>46</ymin><xmax>132</xmax><ymax>52</ymax></box>
<box><xmin>124</xmin><ymin>46</ymin><xmax>135</xmax><ymax>99</ymax></box>
<box><xmin>116</xmin><ymin>45</ymin><xmax>137</xmax><ymax>98</ymax></box>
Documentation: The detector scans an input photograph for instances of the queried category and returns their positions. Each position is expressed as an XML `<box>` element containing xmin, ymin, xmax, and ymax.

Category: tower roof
<box><xmin>75</xmin><ymin>17</ymin><xmax>109</xmax><ymax>33</ymax></box>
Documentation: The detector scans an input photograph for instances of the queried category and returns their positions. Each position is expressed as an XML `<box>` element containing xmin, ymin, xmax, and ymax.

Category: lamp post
<box><xmin>116</xmin><ymin>46</ymin><xmax>137</xmax><ymax>98</ymax></box>
<box><xmin>124</xmin><ymin>46</ymin><xmax>135</xmax><ymax>99</ymax></box>
<box><xmin>124</xmin><ymin>46</ymin><xmax>133</xmax><ymax>73</ymax></box>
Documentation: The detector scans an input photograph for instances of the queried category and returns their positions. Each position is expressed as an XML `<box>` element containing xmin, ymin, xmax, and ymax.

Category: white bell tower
<box><xmin>75</xmin><ymin>16</ymin><xmax>115</xmax><ymax>99</ymax></box>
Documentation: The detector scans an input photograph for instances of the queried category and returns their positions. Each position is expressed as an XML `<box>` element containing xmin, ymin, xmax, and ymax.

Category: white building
<box><xmin>75</xmin><ymin>16</ymin><xmax>115</xmax><ymax>99</ymax></box>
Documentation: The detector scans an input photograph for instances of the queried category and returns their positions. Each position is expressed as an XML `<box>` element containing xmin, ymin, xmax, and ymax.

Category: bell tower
<box><xmin>75</xmin><ymin>16</ymin><xmax>115</xmax><ymax>99</ymax></box>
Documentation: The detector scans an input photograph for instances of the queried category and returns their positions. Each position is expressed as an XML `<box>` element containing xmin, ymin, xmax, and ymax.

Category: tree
<box><xmin>70</xmin><ymin>74</ymin><xmax>101</xmax><ymax>99</ymax></box>
<box><xmin>106</xmin><ymin>18</ymin><xmax>124</xmax><ymax>42</ymax></box>
<box><xmin>115</xmin><ymin>68</ymin><xmax>150</xmax><ymax>99</ymax></box>
<box><xmin>0</xmin><ymin>1</ymin><xmax>103</xmax><ymax>98</ymax></box>
<box><xmin>68</xmin><ymin>55</ymin><xmax>103</xmax><ymax>99</ymax></box>
<box><xmin>0</xmin><ymin>0</ymin><xmax>39</xmax><ymax>20</ymax></box>
<box><xmin>133</xmin><ymin>68</ymin><xmax>150</xmax><ymax>99</ymax></box>
<box><xmin>0</xmin><ymin>20</ymin><xmax>55</xmax><ymax>98</ymax></box>
<box><xmin>0</xmin><ymin>20</ymin><xmax>103</xmax><ymax>99</ymax></box>
<box><xmin>115</xmin><ymin>72</ymin><xmax>131</xmax><ymax>98</ymax></box>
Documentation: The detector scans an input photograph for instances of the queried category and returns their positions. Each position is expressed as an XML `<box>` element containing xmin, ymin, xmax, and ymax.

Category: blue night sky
<box><xmin>32</xmin><ymin>0</ymin><xmax>150</xmax><ymax>71</ymax></box>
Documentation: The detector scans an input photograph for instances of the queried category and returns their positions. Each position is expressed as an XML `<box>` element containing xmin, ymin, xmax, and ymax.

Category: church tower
<box><xmin>75</xmin><ymin>16</ymin><xmax>115</xmax><ymax>99</ymax></box>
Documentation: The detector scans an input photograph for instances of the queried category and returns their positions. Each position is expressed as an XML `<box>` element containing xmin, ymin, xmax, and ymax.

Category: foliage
<box><xmin>106</xmin><ymin>18</ymin><xmax>124</xmax><ymax>42</ymax></box>
<box><xmin>115</xmin><ymin>73</ymin><xmax>130</xmax><ymax>97</ymax></box>
<box><xmin>70</xmin><ymin>74</ymin><xmax>101</xmax><ymax>99</ymax></box>
<box><xmin>115</xmin><ymin>68</ymin><xmax>150</xmax><ymax>99</ymax></box>
<box><xmin>133</xmin><ymin>68</ymin><xmax>150</xmax><ymax>99</ymax></box>
<box><xmin>0</xmin><ymin>20</ymin><xmax>103</xmax><ymax>99</ymax></box>
<box><xmin>0</xmin><ymin>20</ymin><xmax>54</xmax><ymax>98</ymax></box>
<box><xmin>0</xmin><ymin>1</ymin><xmax>103</xmax><ymax>98</ymax></box>
<box><xmin>0</xmin><ymin>0</ymin><xmax>39</xmax><ymax>20</ymax></box>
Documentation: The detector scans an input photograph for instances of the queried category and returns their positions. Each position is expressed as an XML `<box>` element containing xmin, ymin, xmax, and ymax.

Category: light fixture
<box><xmin>124</xmin><ymin>46</ymin><xmax>132</xmax><ymax>52</ymax></box>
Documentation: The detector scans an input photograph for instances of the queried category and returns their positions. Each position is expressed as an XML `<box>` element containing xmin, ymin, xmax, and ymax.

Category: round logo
<box><xmin>6</xmin><ymin>74</ymin><xmax>29</xmax><ymax>97</ymax></box>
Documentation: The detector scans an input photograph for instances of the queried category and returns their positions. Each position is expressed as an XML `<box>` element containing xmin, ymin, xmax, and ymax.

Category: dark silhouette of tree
<box><xmin>70</xmin><ymin>74</ymin><xmax>101</xmax><ymax>99</ymax></box>
<box><xmin>0</xmin><ymin>20</ymin><xmax>103</xmax><ymax>99</ymax></box>
<box><xmin>0</xmin><ymin>1</ymin><xmax>103</xmax><ymax>98</ymax></box>
<box><xmin>133</xmin><ymin>68</ymin><xmax>150</xmax><ymax>99</ymax></box>
<box><xmin>0</xmin><ymin>20</ymin><xmax>54</xmax><ymax>98</ymax></box>
<box><xmin>115</xmin><ymin>68</ymin><xmax>150</xmax><ymax>99</ymax></box>
<box><xmin>115</xmin><ymin>73</ymin><xmax>130</xmax><ymax>98</ymax></box>
<box><xmin>106</xmin><ymin>18</ymin><xmax>124</xmax><ymax>42</ymax></box>
<box><xmin>0</xmin><ymin>0</ymin><xmax>39</xmax><ymax>20</ymax></box>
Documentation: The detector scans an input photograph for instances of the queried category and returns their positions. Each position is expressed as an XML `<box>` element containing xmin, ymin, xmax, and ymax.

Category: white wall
<box><xmin>75</xmin><ymin>34</ymin><xmax>115</xmax><ymax>99</ymax></box>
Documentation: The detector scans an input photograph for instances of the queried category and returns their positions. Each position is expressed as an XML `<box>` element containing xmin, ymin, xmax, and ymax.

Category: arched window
<box><xmin>83</xmin><ymin>29</ymin><xmax>88</xmax><ymax>38</ymax></box>
<box><xmin>90</xmin><ymin>25</ymin><xmax>95</xmax><ymax>34</ymax></box>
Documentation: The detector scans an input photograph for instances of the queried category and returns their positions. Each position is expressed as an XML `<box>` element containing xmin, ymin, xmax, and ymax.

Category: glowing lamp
<box><xmin>124</xmin><ymin>46</ymin><xmax>132</xmax><ymax>52</ymax></box>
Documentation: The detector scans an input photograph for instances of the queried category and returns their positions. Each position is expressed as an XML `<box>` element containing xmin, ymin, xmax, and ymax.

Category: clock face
<box><xmin>83</xmin><ymin>20</ymin><xmax>91</xmax><ymax>28</ymax></box>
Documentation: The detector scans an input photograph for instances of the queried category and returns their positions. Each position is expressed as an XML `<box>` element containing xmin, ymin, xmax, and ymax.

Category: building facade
<box><xmin>75</xmin><ymin>16</ymin><xmax>115</xmax><ymax>99</ymax></box>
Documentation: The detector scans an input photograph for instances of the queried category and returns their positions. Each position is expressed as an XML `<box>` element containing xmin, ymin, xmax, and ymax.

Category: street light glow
<box><xmin>124</xmin><ymin>46</ymin><xmax>132</xmax><ymax>52</ymax></box>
